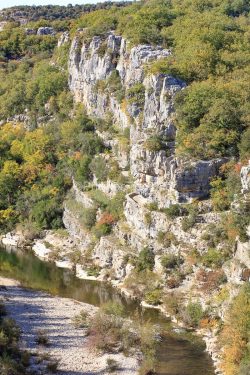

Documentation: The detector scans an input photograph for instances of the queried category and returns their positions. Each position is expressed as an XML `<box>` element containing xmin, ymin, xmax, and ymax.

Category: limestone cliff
<box><xmin>65</xmin><ymin>31</ymin><xmax>250</xmax><ymax>287</ymax></box>
<box><xmin>69</xmin><ymin>32</ymin><xmax>226</xmax><ymax>208</ymax></box>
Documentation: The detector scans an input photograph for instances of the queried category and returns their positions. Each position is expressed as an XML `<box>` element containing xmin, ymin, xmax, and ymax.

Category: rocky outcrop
<box><xmin>63</xmin><ymin>205</ymin><xmax>92</xmax><ymax>251</ymax></box>
<box><xmin>92</xmin><ymin>236</ymin><xmax>128</xmax><ymax>279</ymax></box>
<box><xmin>241</xmin><ymin>160</ymin><xmax>250</xmax><ymax>193</ymax></box>
<box><xmin>58</xmin><ymin>31</ymin><xmax>70</xmax><ymax>47</ymax></box>
<box><xmin>37</xmin><ymin>27</ymin><xmax>55</xmax><ymax>35</ymax></box>
<box><xmin>69</xmin><ymin>32</ymin><xmax>226</xmax><ymax>207</ymax></box>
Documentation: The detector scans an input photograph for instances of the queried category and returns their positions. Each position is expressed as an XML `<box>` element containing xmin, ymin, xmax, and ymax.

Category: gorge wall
<box><xmin>68</xmin><ymin>32</ymin><xmax>226</xmax><ymax>208</ymax></box>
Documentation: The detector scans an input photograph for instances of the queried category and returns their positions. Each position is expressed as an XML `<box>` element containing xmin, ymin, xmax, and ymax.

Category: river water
<box><xmin>0</xmin><ymin>246</ymin><xmax>215</xmax><ymax>375</ymax></box>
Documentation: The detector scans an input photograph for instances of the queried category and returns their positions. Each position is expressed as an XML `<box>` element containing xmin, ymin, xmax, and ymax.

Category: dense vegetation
<box><xmin>0</xmin><ymin>2</ymin><xmax>249</xmax><ymax>374</ymax></box>
<box><xmin>0</xmin><ymin>2</ymin><xmax>130</xmax><ymax>22</ymax></box>
<box><xmin>74</xmin><ymin>0</ymin><xmax>249</xmax><ymax>161</ymax></box>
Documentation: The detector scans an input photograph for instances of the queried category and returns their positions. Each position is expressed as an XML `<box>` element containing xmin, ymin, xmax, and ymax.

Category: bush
<box><xmin>161</xmin><ymin>254</ymin><xmax>183</xmax><ymax>270</ymax></box>
<box><xmin>220</xmin><ymin>284</ymin><xmax>250</xmax><ymax>375</ymax></box>
<box><xmin>89</xmin><ymin>156</ymin><xmax>108</xmax><ymax>182</ymax></box>
<box><xmin>107</xmin><ymin>70</ymin><xmax>125</xmax><ymax>103</ymax></box>
<box><xmin>79</xmin><ymin>207</ymin><xmax>97</xmax><ymax>230</ymax></box>
<box><xmin>146</xmin><ymin>202</ymin><xmax>158</xmax><ymax>211</ymax></box>
<box><xmin>88</xmin><ymin>312</ymin><xmax>123</xmax><ymax>353</ymax></box>
<box><xmin>166</xmin><ymin>273</ymin><xmax>184</xmax><ymax>289</ymax></box>
<box><xmin>181</xmin><ymin>214</ymin><xmax>197</xmax><ymax>232</ymax></box>
<box><xmin>144</xmin><ymin>289</ymin><xmax>162</xmax><ymax>306</ymax></box>
<box><xmin>182</xmin><ymin>302</ymin><xmax>204</xmax><ymax>327</ymax></box>
<box><xmin>163</xmin><ymin>204</ymin><xmax>182</xmax><ymax>219</ymax></box>
<box><xmin>144</xmin><ymin>136</ymin><xmax>163</xmax><ymax>152</ymax></box>
<box><xmin>127</xmin><ymin>83</ymin><xmax>145</xmax><ymax>108</ymax></box>
<box><xmin>92</xmin><ymin>222</ymin><xmax>112</xmax><ymax>239</ymax></box>
<box><xmin>201</xmin><ymin>248</ymin><xmax>225</xmax><ymax>268</ymax></box>
<box><xmin>144</xmin><ymin>212</ymin><xmax>152</xmax><ymax>226</ymax></box>
<box><xmin>36</xmin><ymin>330</ymin><xmax>49</xmax><ymax>346</ymax></box>
<box><xmin>239</xmin><ymin>363</ymin><xmax>250</xmax><ymax>375</ymax></box>
<box><xmin>136</xmin><ymin>248</ymin><xmax>155</xmax><ymax>272</ymax></box>
<box><xmin>30</xmin><ymin>199</ymin><xmax>63</xmax><ymax>230</ymax></box>
<box><xmin>47</xmin><ymin>359</ymin><xmax>59</xmax><ymax>373</ymax></box>
<box><xmin>86</xmin><ymin>265</ymin><xmax>100</xmax><ymax>277</ymax></box>
<box><xmin>72</xmin><ymin>310</ymin><xmax>89</xmax><ymax>329</ymax></box>
<box><xmin>156</xmin><ymin>231</ymin><xmax>177</xmax><ymax>247</ymax></box>
<box><xmin>196</xmin><ymin>269</ymin><xmax>227</xmax><ymax>292</ymax></box>
<box><xmin>163</xmin><ymin>293</ymin><xmax>181</xmax><ymax>315</ymax></box>
<box><xmin>106</xmin><ymin>358</ymin><xmax>119</xmax><ymax>373</ymax></box>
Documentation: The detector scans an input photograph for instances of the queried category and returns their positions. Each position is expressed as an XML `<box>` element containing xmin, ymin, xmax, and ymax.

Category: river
<box><xmin>0</xmin><ymin>245</ymin><xmax>215</xmax><ymax>375</ymax></box>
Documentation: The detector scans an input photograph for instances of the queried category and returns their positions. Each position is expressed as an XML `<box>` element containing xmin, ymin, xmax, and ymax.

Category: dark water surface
<box><xmin>0</xmin><ymin>246</ymin><xmax>215</xmax><ymax>375</ymax></box>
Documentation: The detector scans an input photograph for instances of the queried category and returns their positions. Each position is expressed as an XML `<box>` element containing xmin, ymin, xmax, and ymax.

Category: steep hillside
<box><xmin>0</xmin><ymin>1</ymin><xmax>249</xmax><ymax>375</ymax></box>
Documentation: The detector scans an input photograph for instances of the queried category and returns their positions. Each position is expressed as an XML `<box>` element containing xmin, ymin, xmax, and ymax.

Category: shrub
<box><xmin>146</xmin><ymin>202</ymin><xmax>158</xmax><ymax>211</ymax></box>
<box><xmin>201</xmin><ymin>248</ymin><xmax>225</xmax><ymax>268</ymax></box>
<box><xmin>92</xmin><ymin>222</ymin><xmax>112</xmax><ymax>239</ymax></box>
<box><xmin>88</xmin><ymin>312</ymin><xmax>123</xmax><ymax>353</ymax></box>
<box><xmin>144</xmin><ymin>136</ymin><xmax>163</xmax><ymax>152</ymax></box>
<box><xmin>89</xmin><ymin>156</ymin><xmax>108</xmax><ymax>182</ymax></box>
<box><xmin>86</xmin><ymin>265</ymin><xmax>100</xmax><ymax>277</ymax></box>
<box><xmin>47</xmin><ymin>359</ymin><xmax>59</xmax><ymax>373</ymax></box>
<box><xmin>127</xmin><ymin>83</ymin><xmax>145</xmax><ymax>108</ymax></box>
<box><xmin>161</xmin><ymin>254</ymin><xmax>183</xmax><ymax>270</ymax></box>
<box><xmin>231</xmin><ymin>202</ymin><xmax>250</xmax><ymax>242</ymax></box>
<box><xmin>136</xmin><ymin>248</ymin><xmax>155</xmax><ymax>272</ymax></box>
<box><xmin>72</xmin><ymin>310</ymin><xmax>89</xmax><ymax>329</ymax></box>
<box><xmin>106</xmin><ymin>192</ymin><xmax>126</xmax><ymax>221</ymax></box>
<box><xmin>1</xmin><ymin>318</ymin><xmax>20</xmax><ymax>343</ymax></box>
<box><xmin>107</xmin><ymin>70</ymin><xmax>125</xmax><ymax>103</ymax></box>
<box><xmin>196</xmin><ymin>269</ymin><xmax>227</xmax><ymax>292</ymax></box>
<box><xmin>210</xmin><ymin>177</ymin><xmax>230</xmax><ymax>211</ymax></box>
<box><xmin>137</xmin><ymin>321</ymin><xmax>158</xmax><ymax>368</ymax></box>
<box><xmin>183</xmin><ymin>204</ymin><xmax>199</xmax><ymax>230</ymax></box>
<box><xmin>163</xmin><ymin>204</ymin><xmax>182</xmax><ymax>219</ymax></box>
<box><xmin>144</xmin><ymin>289</ymin><xmax>162</xmax><ymax>306</ymax></box>
<box><xmin>156</xmin><ymin>231</ymin><xmax>177</xmax><ymax>247</ymax></box>
<box><xmin>166</xmin><ymin>273</ymin><xmax>184</xmax><ymax>289</ymax></box>
<box><xmin>138</xmin><ymin>357</ymin><xmax>157</xmax><ymax>375</ymax></box>
<box><xmin>106</xmin><ymin>358</ymin><xmax>119</xmax><ymax>373</ymax></box>
<box><xmin>181</xmin><ymin>214</ymin><xmax>197</xmax><ymax>232</ymax></box>
<box><xmin>239</xmin><ymin>363</ymin><xmax>250</xmax><ymax>375</ymax></box>
<box><xmin>36</xmin><ymin>330</ymin><xmax>49</xmax><ymax>346</ymax></box>
<box><xmin>144</xmin><ymin>212</ymin><xmax>152</xmax><ymax>226</ymax></box>
<box><xmin>239</xmin><ymin>127</ymin><xmax>250</xmax><ymax>161</ymax></box>
<box><xmin>80</xmin><ymin>207</ymin><xmax>97</xmax><ymax>230</ymax></box>
<box><xmin>98</xmin><ymin>212</ymin><xmax>115</xmax><ymax>226</ymax></box>
<box><xmin>182</xmin><ymin>302</ymin><xmax>204</xmax><ymax>327</ymax></box>
<box><xmin>163</xmin><ymin>293</ymin><xmax>181</xmax><ymax>315</ymax></box>
<box><xmin>220</xmin><ymin>284</ymin><xmax>250</xmax><ymax>375</ymax></box>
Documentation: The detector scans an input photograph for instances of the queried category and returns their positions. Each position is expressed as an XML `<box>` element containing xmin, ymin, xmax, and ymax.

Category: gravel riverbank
<box><xmin>0</xmin><ymin>277</ymin><xmax>139</xmax><ymax>375</ymax></box>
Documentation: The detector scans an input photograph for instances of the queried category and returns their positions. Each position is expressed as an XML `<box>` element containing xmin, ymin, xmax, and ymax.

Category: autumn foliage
<box><xmin>220</xmin><ymin>284</ymin><xmax>250</xmax><ymax>375</ymax></box>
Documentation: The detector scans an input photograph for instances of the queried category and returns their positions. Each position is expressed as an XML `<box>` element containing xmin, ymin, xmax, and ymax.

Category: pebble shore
<box><xmin>0</xmin><ymin>277</ymin><xmax>138</xmax><ymax>375</ymax></box>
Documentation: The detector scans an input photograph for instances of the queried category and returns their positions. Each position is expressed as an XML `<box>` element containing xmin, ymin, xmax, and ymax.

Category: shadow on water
<box><xmin>0</xmin><ymin>246</ymin><xmax>215</xmax><ymax>375</ymax></box>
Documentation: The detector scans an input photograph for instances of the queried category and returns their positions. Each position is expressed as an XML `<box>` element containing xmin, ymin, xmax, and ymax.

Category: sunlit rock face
<box><xmin>69</xmin><ymin>31</ymin><xmax>225</xmax><ymax>207</ymax></box>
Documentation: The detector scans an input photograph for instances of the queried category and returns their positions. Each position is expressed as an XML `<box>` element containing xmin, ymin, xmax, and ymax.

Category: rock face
<box><xmin>69</xmin><ymin>32</ymin><xmax>225</xmax><ymax>207</ymax></box>
<box><xmin>58</xmin><ymin>31</ymin><xmax>70</xmax><ymax>47</ymax></box>
<box><xmin>241</xmin><ymin>160</ymin><xmax>250</xmax><ymax>193</ymax></box>
<box><xmin>37</xmin><ymin>27</ymin><xmax>55</xmax><ymax>36</ymax></box>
